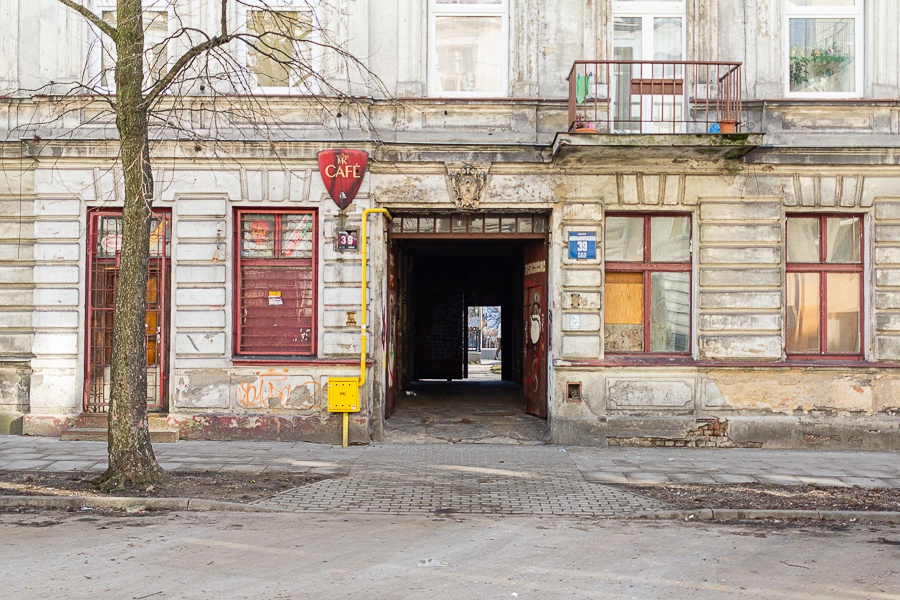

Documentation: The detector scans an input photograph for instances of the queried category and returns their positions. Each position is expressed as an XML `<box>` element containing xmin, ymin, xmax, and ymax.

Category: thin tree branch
<box><xmin>57</xmin><ymin>0</ymin><xmax>118</xmax><ymax>42</ymax></box>
<box><xmin>144</xmin><ymin>33</ymin><xmax>240</xmax><ymax>107</ymax></box>
<box><xmin>221</xmin><ymin>0</ymin><xmax>227</xmax><ymax>38</ymax></box>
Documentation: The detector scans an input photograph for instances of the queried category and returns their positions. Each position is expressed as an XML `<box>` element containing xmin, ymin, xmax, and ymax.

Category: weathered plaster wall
<box><xmin>0</xmin><ymin>161</ymin><xmax>32</xmax><ymax>433</ymax></box>
<box><xmin>552</xmin><ymin>366</ymin><xmax>900</xmax><ymax>450</ymax></box>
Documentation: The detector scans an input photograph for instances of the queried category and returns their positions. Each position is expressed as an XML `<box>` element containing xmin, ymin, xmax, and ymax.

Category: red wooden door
<box><xmin>523</xmin><ymin>240</ymin><xmax>548</xmax><ymax>418</ymax></box>
<box><xmin>385</xmin><ymin>244</ymin><xmax>399</xmax><ymax>418</ymax></box>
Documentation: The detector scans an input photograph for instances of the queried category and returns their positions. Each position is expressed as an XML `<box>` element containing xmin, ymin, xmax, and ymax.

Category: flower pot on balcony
<box><xmin>717</xmin><ymin>119</ymin><xmax>737</xmax><ymax>134</ymax></box>
<box><xmin>574</xmin><ymin>127</ymin><xmax>599</xmax><ymax>133</ymax></box>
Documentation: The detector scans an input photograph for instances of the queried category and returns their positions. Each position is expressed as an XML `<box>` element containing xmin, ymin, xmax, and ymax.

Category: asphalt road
<box><xmin>1</xmin><ymin>510</ymin><xmax>898</xmax><ymax>599</ymax></box>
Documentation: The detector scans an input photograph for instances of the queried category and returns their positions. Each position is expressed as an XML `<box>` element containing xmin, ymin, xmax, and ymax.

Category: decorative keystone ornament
<box><xmin>449</xmin><ymin>164</ymin><xmax>487</xmax><ymax>210</ymax></box>
<box><xmin>318</xmin><ymin>149</ymin><xmax>369</xmax><ymax>210</ymax></box>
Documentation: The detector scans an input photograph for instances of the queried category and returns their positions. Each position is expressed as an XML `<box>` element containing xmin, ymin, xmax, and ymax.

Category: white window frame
<box><xmin>237</xmin><ymin>0</ymin><xmax>320</xmax><ymax>96</ymax></box>
<box><xmin>427</xmin><ymin>0</ymin><xmax>509</xmax><ymax>98</ymax></box>
<box><xmin>784</xmin><ymin>0</ymin><xmax>864</xmax><ymax>98</ymax></box>
<box><xmin>88</xmin><ymin>0</ymin><xmax>175</xmax><ymax>94</ymax></box>
<box><xmin>611</xmin><ymin>0</ymin><xmax>686</xmax><ymax>133</ymax></box>
<box><xmin>611</xmin><ymin>0</ymin><xmax>686</xmax><ymax>61</ymax></box>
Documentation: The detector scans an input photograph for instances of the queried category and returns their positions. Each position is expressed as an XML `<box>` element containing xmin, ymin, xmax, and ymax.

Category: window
<box><xmin>786</xmin><ymin>0</ymin><xmax>862</xmax><ymax>96</ymax></box>
<box><xmin>604</xmin><ymin>214</ymin><xmax>692</xmax><ymax>354</ymax></box>
<box><xmin>613</xmin><ymin>1</ymin><xmax>685</xmax><ymax>62</ymax></box>
<box><xmin>235</xmin><ymin>210</ymin><xmax>317</xmax><ymax>356</ymax></box>
<box><xmin>612</xmin><ymin>0</ymin><xmax>686</xmax><ymax>132</ymax></box>
<box><xmin>94</xmin><ymin>1</ymin><xmax>171</xmax><ymax>90</ymax></box>
<box><xmin>786</xmin><ymin>215</ymin><xmax>863</xmax><ymax>358</ymax></box>
<box><xmin>428</xmin><ymin>0</ymin><xmax>508</xmax><ymax>97</ymax></box>
<box><xmin>240</xmin><ymin>0</ymin><xmax>315</xmax><ymax>93</ymax></box>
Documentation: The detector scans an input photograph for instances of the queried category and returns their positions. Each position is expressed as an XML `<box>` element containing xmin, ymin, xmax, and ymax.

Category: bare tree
<box><xmin>49</xmin><ymin>0</ymin><xmax>383</xmax><ymax>489</ymax></box>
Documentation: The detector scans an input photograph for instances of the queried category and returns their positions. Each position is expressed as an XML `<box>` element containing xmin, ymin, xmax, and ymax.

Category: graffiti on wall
<box><xmin>236</xmin><ymin>370</ymin><xmax>322</xmax><ymax>409</ymax></box>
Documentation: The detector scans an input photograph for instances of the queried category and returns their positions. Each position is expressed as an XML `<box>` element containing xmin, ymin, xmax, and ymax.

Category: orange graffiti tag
<box><xmin>237</xmin><ymin>370</ymin><xmax>321</xmax><ymax>409</ymax></box>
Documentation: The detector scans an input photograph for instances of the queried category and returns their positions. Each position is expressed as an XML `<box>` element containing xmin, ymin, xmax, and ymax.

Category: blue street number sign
<box><xmin>568</xmin><ymin>232</ymin><xmax>597</xmax><ymax>260</ymax></box>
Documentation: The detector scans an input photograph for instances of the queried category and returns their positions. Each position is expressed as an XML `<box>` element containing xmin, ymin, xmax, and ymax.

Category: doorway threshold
<box><xmin>382</xmin><ymin>380</ymin><xmax>550</xmax><ymax>445</ymax></box>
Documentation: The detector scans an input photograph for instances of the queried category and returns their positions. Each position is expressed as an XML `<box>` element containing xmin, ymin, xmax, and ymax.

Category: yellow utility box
<box><xmin>327</xmin><ymin>377</ymin><xmax>360</xmax><ymax>412</ymax></box>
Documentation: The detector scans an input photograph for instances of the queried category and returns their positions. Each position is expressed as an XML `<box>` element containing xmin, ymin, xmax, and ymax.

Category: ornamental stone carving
<box><xmin>448</xmin><ymin>164</ymin><xmax>487</xmax><ymax>210</ymax></box>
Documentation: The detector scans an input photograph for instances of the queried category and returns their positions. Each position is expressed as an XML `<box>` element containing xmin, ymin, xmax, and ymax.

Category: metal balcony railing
<box><xmin>566</xmin><ymin>60</ymin><xmax>743</xmax><ymax>134</ymax></box>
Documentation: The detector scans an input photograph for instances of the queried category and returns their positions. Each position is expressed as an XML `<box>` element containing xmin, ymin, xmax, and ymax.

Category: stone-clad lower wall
<box><xmin>551</xmin><ymin>178</ymin><xmax>900</xmax><ymax>450</ymax></box>
<box><xmin>698</xmin><ymin>199</ymin><xmax>783</xmax><ymax>360</ymax></box>
<box><xmin>16</xmin><ymin>161</ymin><xmax>388</xmax><ymax>439</ymax></box>
<box><xmin>551</xmin><ymin>367</ymin><xmax>900</xmax><ymax>450</ymax></box>
<box><xmin>874</xmin><ymin>200</ymin><xmax>900</xmax><ymax>358</ymax></box>
<box><xmin>0</xmin><ymin>182</ymin><xmax>35</xmax><ymax>433</ymax></box>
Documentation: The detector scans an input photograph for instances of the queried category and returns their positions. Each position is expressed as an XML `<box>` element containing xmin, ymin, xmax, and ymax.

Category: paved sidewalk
<box><xmin>259</xmin><ymin>445</ymin><xmax>668</xmax><ymax>516</ymax></box>
<box><xmin>1</xmin><ymin>436</ymin><xmax>898</xmax><ymax>517</ymax></box>
<box><xmin>1</xmin><ymin>437</ymin><xmax>897</xmax><ymax>488</ymax></box>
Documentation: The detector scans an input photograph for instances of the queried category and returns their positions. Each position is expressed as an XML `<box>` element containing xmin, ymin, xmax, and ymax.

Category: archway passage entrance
<box><xmin>383</xmin><ymin>213</ymin><xmax>550</xmax><ymax>443</ymax></box>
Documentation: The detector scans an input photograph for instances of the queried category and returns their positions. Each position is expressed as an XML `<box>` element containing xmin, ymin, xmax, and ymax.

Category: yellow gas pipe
<box><xmin>344</xmin><ymin>208</ymin><xmax>392</xmax><ymax>447</ymax></box>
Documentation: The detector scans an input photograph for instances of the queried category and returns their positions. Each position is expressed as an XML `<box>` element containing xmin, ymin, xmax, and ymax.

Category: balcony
<box><xmin>554</xmin><ymin>60</ymin><xmax>763</xmax><ymax>162</ymax></box>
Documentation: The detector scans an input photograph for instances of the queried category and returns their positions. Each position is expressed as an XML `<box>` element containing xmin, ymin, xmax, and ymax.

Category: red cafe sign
<box><xmin>317</xmin><ymin>149</ymin><xmax>369</xmax><ymax>210</ymax></box>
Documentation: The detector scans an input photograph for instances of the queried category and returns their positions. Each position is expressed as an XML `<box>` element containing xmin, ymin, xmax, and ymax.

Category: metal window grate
<box><xmin>85</xmin><ymin>210</ymin><xmax>171</xmax><ymax>413</ymax></box>
<box><xmin>235</xmin><ymin>210</ymin><xmax>317</xmax><ymax>356</ymax></box>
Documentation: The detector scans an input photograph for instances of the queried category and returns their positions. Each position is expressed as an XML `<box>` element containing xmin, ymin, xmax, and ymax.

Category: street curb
<box><xmin>0</xmin><ymin>495</ymin><xmax>286</xmax><ymax>513</ymax></box>
<box><xmin>639</xmin><ymin>508</ymin><xmax>900</xmax><ymax>524</ymax></box>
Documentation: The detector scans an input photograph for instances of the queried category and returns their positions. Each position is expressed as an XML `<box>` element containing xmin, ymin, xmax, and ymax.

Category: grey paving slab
<box><xmin>219</xmin><ymin>464</ymin><xmax>268</xmax><ymax>473</ymax></box>
<box><xmin>624</xmin><ymin>472</ymin><xmax>672</xmax><ymax>483</ymax></box>
<box><xmin>754</xmin><ymin>475</ymin><xmax>805</xmax><ymax>485</ymax></box>
<box><xmin>44</xmin><ymin>461</ymin><xmax>104</xmax><ymax>472</ymax></box>
<box><xmin>795</xmin><ymin>476</ymin><xmax>854</xmax><ymax>487</ymax></box>
<box><xmin>2</xmin><ymin>460</ymin><xmax>52</xmax><ymax>470</ymax></box>
<box><xmin>667</xmin><ymin>473</ymin><xmax>719</xmax><ymax>484</ymax></box>
<box><xmin>839</xmin><ymin>477</ymin><xmax>893</xmax><ymax>488</ymax></box>
<box><xmin>709</xmin><ymin>474</ymin><xmax>760</xmax><ymax>484</ymax></box>
<box><xmin>0</xmin><ymin>453</ymin><xmax>47</xmax><ymax>460</ymax></box>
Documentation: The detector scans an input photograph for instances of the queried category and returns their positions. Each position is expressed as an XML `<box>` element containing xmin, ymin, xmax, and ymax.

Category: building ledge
<box><xmin>552</xmin><ymin>132</ymin><xmax>764</xmax><ymax>162</ymax></box>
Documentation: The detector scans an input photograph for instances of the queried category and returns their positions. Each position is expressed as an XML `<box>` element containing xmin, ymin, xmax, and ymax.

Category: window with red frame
<box><xmin>235</xmin><ymin>210</ymin><xmax>316</xmax><ymax>356</ymax></box>
<box><xmin>604</xmin><ymin>213</ymin><xmax>692</xmax><ymax>354</ymax></box>
<box><xmin>786</xmin><ymin>215</ymin><xmax>862</xmax><ymax>357</ymax></box>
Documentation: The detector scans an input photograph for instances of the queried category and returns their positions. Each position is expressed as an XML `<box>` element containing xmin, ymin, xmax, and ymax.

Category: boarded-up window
<box><xmin>236</xmin><ymin>210</ymin><xmax>317</xmax><ymax>355</ymax></box>
<box><xmin>604</xmin><ymin>214</ymin><xmax>691</xmax><ymax>354</ymax></box>
<box><xmin>786</xmin><ymin>215</ymin><xmax>862</xmax><ymax>357</ymax></box>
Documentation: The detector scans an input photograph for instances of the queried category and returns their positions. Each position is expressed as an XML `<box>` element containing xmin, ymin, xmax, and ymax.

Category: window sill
<box><xmin>233</xmin><ymin>357</ymin><xmax>373</xmax><ymax>367</ymax></box>
<box><xmin>558</xmin><ymin>357</ymin><xmax>897</xmax><ymax>369</ymax></box>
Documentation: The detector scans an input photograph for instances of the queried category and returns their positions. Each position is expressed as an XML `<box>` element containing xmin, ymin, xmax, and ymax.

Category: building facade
<box><xmin>1</xmin><ymin>0</ymin><xmax>899</xmax><ymax>449</ymax></box>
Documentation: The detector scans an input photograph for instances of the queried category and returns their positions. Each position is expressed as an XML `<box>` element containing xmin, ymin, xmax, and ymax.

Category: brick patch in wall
<box><xmin>606</xmin><ymin>418</ymin><xmax>762</xmax><ymax>448</ymax></box>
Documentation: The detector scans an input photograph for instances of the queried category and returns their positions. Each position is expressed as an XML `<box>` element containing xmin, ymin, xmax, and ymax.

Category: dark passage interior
<box><xmin>384</xmin><ymin>236</ymin><xmax>549</xmax><ymax>444</ymax></box>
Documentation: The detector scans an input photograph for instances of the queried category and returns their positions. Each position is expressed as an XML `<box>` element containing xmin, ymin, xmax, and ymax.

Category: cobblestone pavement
<box><xmin>257</xmin><ymin>445</ymin><xmax>669</xmax><ymax>516</ymax></box>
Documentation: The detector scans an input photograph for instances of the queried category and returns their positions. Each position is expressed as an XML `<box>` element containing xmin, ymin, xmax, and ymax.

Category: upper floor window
<box><xmin>786</xmin><ymin>0</ymin><xmax>863</xmax><ymax>97</ymax></box>
<box><xmin>786</xmin><ymin>215</ymin><xmax>863</xmax><ymax>358</ymax></box>
<box><xmin>604</xmin><ymin>214</ymin><xmax>692</xmax><ymax>355</ymax></box>
<box><xmin>428</xmin><ymin>0</ymin><xmax>508</xmax><ymax>97</ymax></box>
<box><xmin>239</xmin><ymin>0</ymin><xmax>315</xmax><ymax>94</ymax></box>
<box><xmin>612</xmin><ymin>1</ymin><xmax>685</xmax><ymax>63</ymax></box>
<box><xmin>611</xmin><ymin>1</ymin><xmax>686</xmax><ymax>133</ymax></box>
<box><xmin>95</xmin><ymin>1</ymin><xmax>171</xmax><ymax>90</ymax></box>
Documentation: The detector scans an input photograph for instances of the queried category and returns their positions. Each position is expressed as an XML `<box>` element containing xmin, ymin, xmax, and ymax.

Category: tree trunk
<box><xmin>98</xmin><ymin>0</ymin><xmax>164</xmax><ymax>489</ymax></box>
